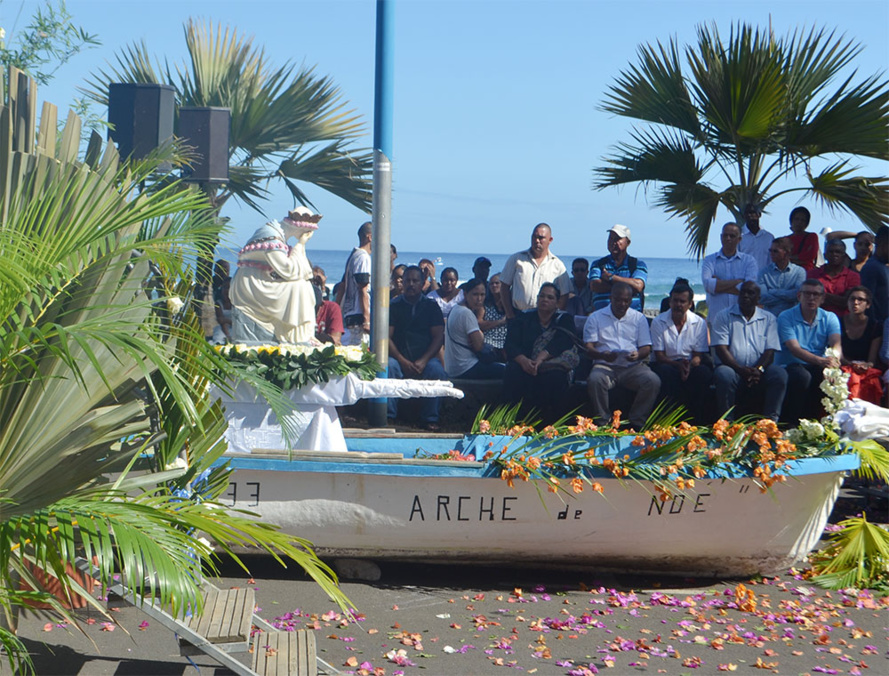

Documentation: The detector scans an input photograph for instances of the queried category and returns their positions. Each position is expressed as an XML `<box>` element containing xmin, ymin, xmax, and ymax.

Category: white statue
<box><xmin>230</xmin><ymin>207</ymin><xmax>321</xmax><ymax>345</ymax></box>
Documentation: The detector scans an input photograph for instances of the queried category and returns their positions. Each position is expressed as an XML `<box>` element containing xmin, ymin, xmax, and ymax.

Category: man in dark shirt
<box><xmin>860</xmin><ymin>225</ymin><xmax>888</xmax><ymax>325</ymax></box>
<box><xmin>388</xmin><ymin>266</ymin><xmax>447</xmax><ymax>429</ymax></box>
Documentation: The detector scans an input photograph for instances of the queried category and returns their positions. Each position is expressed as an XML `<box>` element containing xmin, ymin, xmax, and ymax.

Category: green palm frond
<box><xmin>789</xmin><ymin>73</ymin><xmax>889</xmax><ymax>159</ymax></box>
<box><xmin>600</xmin><ymin>38</ymin><xmax>701</xmax><ymax>137</ymax></box>
<box><xmin>807</xmin><ymin>161</ymin><xmax>889</xmax><ymax>229</ymax></box>
<box><xmin>811</xmin><ymin>514</ymin><xmax>889</xmax><ymax>590</ymax></box>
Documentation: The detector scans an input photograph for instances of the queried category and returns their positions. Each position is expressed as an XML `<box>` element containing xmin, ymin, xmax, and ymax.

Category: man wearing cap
<box><xmin>738</xmin><ymin>203</ymin><xmax>774</xmax><ymax>273</ymax></box>
<box><xmin>589</xmin><ymin>225</ymin><xmax>647</xmax><ymax>313</ymax></box>
<box><xmin>702</xmin><ymin>222</ymin><xmax>759</xmax><ymax>322</ymax></box>
<box><xmin>500</xmin><ymin>223</ymin><xmax>571</xmax><ymax>319</ymax></box>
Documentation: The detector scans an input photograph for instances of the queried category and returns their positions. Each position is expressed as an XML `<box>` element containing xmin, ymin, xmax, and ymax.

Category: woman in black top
<box><xmin>503</xmin><ymin>282</ymin><xmax>578</xmax><ymax>423</ymax></box>
<box><xmin>841</xmin><ymin>286</ymin><xmax>884</xmax><ymax>404</ymax></box>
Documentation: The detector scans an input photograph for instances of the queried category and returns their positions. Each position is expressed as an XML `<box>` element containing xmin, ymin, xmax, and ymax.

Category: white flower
<box><xmin>166</xmin><ymin>296</ymin><xmax>184</xmax><ymax>313</ymax></box>
<box><xmin>164</xmin><ymin>457</ymin><xmax>188</xmax><ymax>471</ymax></box>
<box><xmin>336</xmin><ymin>345</ymin><xmax>364</xmax><ymax>362</ymax></box>
<box><xmin>0</xmin><ymin>28</ymin><xmax>6</xmax><ymax>40</ymax></box>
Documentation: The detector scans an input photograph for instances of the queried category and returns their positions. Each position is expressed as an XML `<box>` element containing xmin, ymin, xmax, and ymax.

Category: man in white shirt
<box><xmin>500</xmin><ymin>223</ymin><xmax>571</xmax><ymax>318</ymax></box>
<box><xmin>739</xmin><ymin>203</ymin><xmax>774</xmax><ymax>272</ymax></box>
<box><xmin>650</xmin><ymin>282</ymin><xmax>712</xmax><ymax>422</ymax></box>
<box><xmin>336</xmin><ymin>222</ymin><xmax>372</xmax><ymax>345</ymax></box>
<box><xmin>583</xmin><ymin>283</ymin><xmax>660</xmax><ymax>429</ymax></box>
<box><xmin>757</xmin><ymin>237</ymin><xmax>805</xmax><ymax>316</ymax></box>
<box><xmin>702</xmin><ymin>222</ymin><xmax>759</xmax><ymax>322</ymax></box>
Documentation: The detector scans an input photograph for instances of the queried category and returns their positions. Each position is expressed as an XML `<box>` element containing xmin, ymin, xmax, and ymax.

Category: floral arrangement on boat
<box><xmin>460</xmin><ymin>348</ymin><xmax>887</xmax><ymax>498</ymax></box>
<box><xmin>215</xmin><ymin>342</ymin><xmax>382</xmax><ymax>390</ymax></box>
<box><xmin>444</xmin><ymin>350</ymin><xmax>889</xmax><ymax>590</ymax></box>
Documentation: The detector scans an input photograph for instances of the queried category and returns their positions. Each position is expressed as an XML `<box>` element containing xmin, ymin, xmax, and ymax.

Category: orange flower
<box><xmin>479</xmin><ymin>420</ymin><xmax>491</xmax><ymax>433</ymax></box>
<box><xmin>543</xmin><ymin>425</ymin><xmax>559</xmax><ymax>439</ymax></box>
<box><xmin>527</xmin><ymin>456</ymin><xmax>541</xmax><ymax>470</ymax></box>
<box><xmin>546</xmin><ymin>477</ymin><xmax>560</xmax><ymax>493</ymax></box>
<box><xmin>561</xmin><ymin>452</ymin><xmax>575</xmax><ymax>466</ymax></box>
<box><xmin>591</xmin><ymin>482</ymin><xmax>604</xmax><ymax>494</ymax></box>
<box><xmin>570</xmin><ymin>477</ymin><xmax>584</xmax><ymax>493</ymax></box>
<box><xmin>611</xmin><ymin>410</ymin><xmax>622</xmax><ymax>430</ymax></box>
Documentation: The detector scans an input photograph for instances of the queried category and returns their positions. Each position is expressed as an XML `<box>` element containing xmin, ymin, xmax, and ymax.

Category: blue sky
<box><xmin>8</xmin><ymin>0</ymin><xmax>889</xmax><ymax>258</ymax></box>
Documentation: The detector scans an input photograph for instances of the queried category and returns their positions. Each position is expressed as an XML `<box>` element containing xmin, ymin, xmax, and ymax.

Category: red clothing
<box><xmin>788</xmin><ymin>232</ymin><xmax>819</xmax><ymax>271</ymax></box>
<box><xmin>316</xmin><ymin>300</ymin><xmax>344</xmax><ymax>337</ymax></box>
<box><xmin>807</xmin><ymin>266</ymin><xmax>860</xmax><ymax>316</ymax></box>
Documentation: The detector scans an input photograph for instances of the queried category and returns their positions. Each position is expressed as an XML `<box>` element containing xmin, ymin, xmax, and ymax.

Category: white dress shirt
<box><xmin>650</xmin><ymin>310</ymin><xmax>709</xmax><ymax>360</ymax></box>
<box><xmin>583</xmin><ymin>306</ymin><xmax>652</xmax><ymax>367</ymax></box>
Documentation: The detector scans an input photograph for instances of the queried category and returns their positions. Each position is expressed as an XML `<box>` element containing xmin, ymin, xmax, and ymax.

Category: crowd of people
<box><xmin>209</xmin><ymin>210</ymin><xmax>889</xmax><ymax>432</ymax></box>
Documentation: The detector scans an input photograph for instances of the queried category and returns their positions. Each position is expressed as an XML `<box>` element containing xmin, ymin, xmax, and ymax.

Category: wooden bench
<box><xmin>179</xmin><ymin>587</ymin><xmax>255</xmax><ymax>654</ymax></box>
<box><xmin>253</xmin><ymin>629</ymin><xmax>317</xmax><ymax>676</ymax></box>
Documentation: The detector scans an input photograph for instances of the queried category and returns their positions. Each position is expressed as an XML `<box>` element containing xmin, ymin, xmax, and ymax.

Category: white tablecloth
<box><xmin>212</xmin><ymin>373</ymin><xmax>463</xmax><ymax>452</ymax></box>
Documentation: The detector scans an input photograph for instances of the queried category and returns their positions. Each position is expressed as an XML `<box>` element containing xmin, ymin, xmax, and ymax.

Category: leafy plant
<box><xmin>0</xmin><ymin>76</ymin><xmax>349</xmax><ymax>673</ymax></box>
<box><xmin>811</xmin><ymin>514</ymin><xmax>889</xmax><ymax>591</ymax></box>
<box><xmin>594</xmin><ymin>22</ymin><xmax>889</xmax><ymax>255</ymax></box>
<box><xmin>217</xmin><ymin>343</ymin><xmax>382</xmax><ymax>391</ymax></box>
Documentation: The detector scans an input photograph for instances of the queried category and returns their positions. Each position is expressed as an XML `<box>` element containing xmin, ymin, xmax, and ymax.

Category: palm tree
<box><xmin>0</xmin><ymin>73</ymin><xmax>346</xmax><ymax>673</ymax></box>
<box><xmin>593</xmin><ymin>22</ymin><xmax>889</xmax><ymax>256</ymax></box>
<box><xmin>80</xmin><ymin>19</ymin><xmax>372</xmax><ymax>216</ymax></box>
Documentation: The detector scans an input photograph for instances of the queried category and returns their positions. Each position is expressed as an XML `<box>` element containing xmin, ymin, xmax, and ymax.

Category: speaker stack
<box><xmin>178</xmin><ymin>107</ymin><xmax>231</xmax><ymax>183</ymax></box>
<box><xmin>107</xmin><ymin>83</ymin><xmax>176</xmax><ymax>160</ymax></box>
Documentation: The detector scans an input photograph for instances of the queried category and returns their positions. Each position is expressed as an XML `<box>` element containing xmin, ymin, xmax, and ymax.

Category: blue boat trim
<box><xmin>220</xmin><ymin>443</ymin><xmax>859</xmax><ymax>479</ymax></box>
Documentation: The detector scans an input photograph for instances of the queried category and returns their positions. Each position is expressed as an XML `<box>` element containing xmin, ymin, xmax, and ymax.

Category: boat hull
<box><xmin>222</xmin><ymin>452</ymin><xmax>855</xmax><ymax>577</ymax></box>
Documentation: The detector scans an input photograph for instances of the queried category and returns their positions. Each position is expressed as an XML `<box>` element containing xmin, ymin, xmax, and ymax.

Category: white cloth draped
<box><xmin>214</xmin><ymin>373</ymin><xmax>464</xmax><ymax>453</ymax></box>
<box><xmin>834</xmin><ymin>399</ymin><xmax>889</xmax><ymax>441</ymax></box>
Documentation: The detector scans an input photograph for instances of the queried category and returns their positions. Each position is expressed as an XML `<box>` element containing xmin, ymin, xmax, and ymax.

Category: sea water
<box><xmin>220</xmin><ymin>248</ymin><xmax>705</xmax><ymax>309</ymax></box>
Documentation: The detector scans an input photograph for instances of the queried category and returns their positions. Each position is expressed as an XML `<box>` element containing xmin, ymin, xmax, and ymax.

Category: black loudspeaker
<box><xmin>178</xmin><ymin>107</ymin><xmax>231</xmax><ymax>183</ymax></box>
<box><xmin>107</xmin><ymin>83</ymin><xmax>176</xmax><ymax>160</ymax></box>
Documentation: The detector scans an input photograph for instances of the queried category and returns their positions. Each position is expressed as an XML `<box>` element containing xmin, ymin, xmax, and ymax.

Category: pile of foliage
<box><xmin>215</xmin><ymin>343</ymin><xmax>381</xmax><ymax>390</ymax></box>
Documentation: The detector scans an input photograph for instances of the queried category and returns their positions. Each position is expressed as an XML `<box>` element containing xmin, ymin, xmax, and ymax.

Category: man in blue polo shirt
<box><xmin>777</xmin><ymin>278</ymin><xmax>842</xmax><ymax>423</ymax></box>
<box><xmin>589</xmin><ymin>225</ymin><xmax>648</xmax><ymax>312</ymax></box>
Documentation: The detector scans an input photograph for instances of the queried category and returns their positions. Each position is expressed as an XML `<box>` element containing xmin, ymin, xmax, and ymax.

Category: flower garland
<box><xmin>215</xmin><ymin>343</ymin><xmax>381</xmax><ymax>390</ymax></box>
<box><xmin>786</xmin><ymin>347</ymin><xmax>850</xmax><ymax>446</ymax></box>
<box><xmin>478</xmin><ymin>412</ymin><xmax>808</xmax><ymax>501</ymax></box>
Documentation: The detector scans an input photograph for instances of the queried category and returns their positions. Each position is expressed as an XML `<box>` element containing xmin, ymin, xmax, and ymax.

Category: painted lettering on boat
<box><xmin>557</xmin><ymin>506</ymin><xmax>583</xmax><ymax>520</ymax></box>
<box><xmin>409</xmin><ymin>495</ymin><xmax>518</xmax><ymax>522</ymax></box>
<box><xmin>647</xmin><ymin>493</ymin><xmax>710</xmax><ymax>516</ymax></box>
<box><xmin>225</xmin><ymin>481</ymin><xmax>261</xmax><ymax>507</ymax></box>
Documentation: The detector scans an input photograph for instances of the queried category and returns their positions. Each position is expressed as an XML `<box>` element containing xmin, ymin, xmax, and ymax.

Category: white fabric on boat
<box><xmin>834</xmin><ymin>398</ymin><xmax>889</xmax><ymax>440</ymax></box>
<box><xmin>213</xmin><ymin>373</ymin><xmax>463</xmax><ymax>453</ymax></box>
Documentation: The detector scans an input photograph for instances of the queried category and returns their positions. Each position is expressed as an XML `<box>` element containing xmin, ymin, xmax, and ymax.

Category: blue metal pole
<box><xmin>369</xmin><ymin>0</ymin><xmax>394</xmax><ymax>427</ymax></box>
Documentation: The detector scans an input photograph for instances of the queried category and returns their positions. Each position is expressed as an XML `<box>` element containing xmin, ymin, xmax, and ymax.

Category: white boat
<box><xmin>220</xmin><ymin>433</ymin><xmax>859</xmax><ymax>578</ymax></box>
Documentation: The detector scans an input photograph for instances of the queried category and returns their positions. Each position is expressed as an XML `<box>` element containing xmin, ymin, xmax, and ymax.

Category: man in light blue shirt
<box><xmin>758</xmin><ymin>237</ymin><xmax>805</xmax><ymax>316</ymax></box>
<box><xmin>711</xmin><ymin>282</ymin><xmax>787</xmax><ymax>421</ymax></box>
<box><xmin>702</xmin><ymin>223</ymin><xmax>759</xmax><ymax>322</ymax></box>
<box><xmin>777</xmin><ymin>279</ymin><xmax>842</xmax><ymax>423</ymax></box>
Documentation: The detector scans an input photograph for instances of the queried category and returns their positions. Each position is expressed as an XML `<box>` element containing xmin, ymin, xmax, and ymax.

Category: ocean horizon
<box><xmin>219</xmin><ymin>248</ymin><xmax>705</xmax><ymax>308</ymax></box>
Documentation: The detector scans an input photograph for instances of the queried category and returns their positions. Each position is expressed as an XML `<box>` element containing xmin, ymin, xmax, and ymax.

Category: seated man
<box><xmin>584</xmin><ymin>282</ymin><xmax>660</xmax><ymax>430</ymax></box>
<box><xmin>388</xmin><ymin>266</ymin><xmax>448</xmax><ymax>430</ymax></box>
<box><xmin>758</xmin><ymin>237</ymin><xmax>805</xmax><ymax>316</ymax></box>
<box><xmin>777</xmin><ymin>279</ymin><xmax>842</xmax><ymax>423</ymax></box>
<box><xmin>650</xmin><ymin>282</ymin><xmax>713</xmax><ymax>423</ymax></box>
<box><xmin>711</xmin><ymin>281</ymin><xmax>787</xmax><ymax>421</ymax></box>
